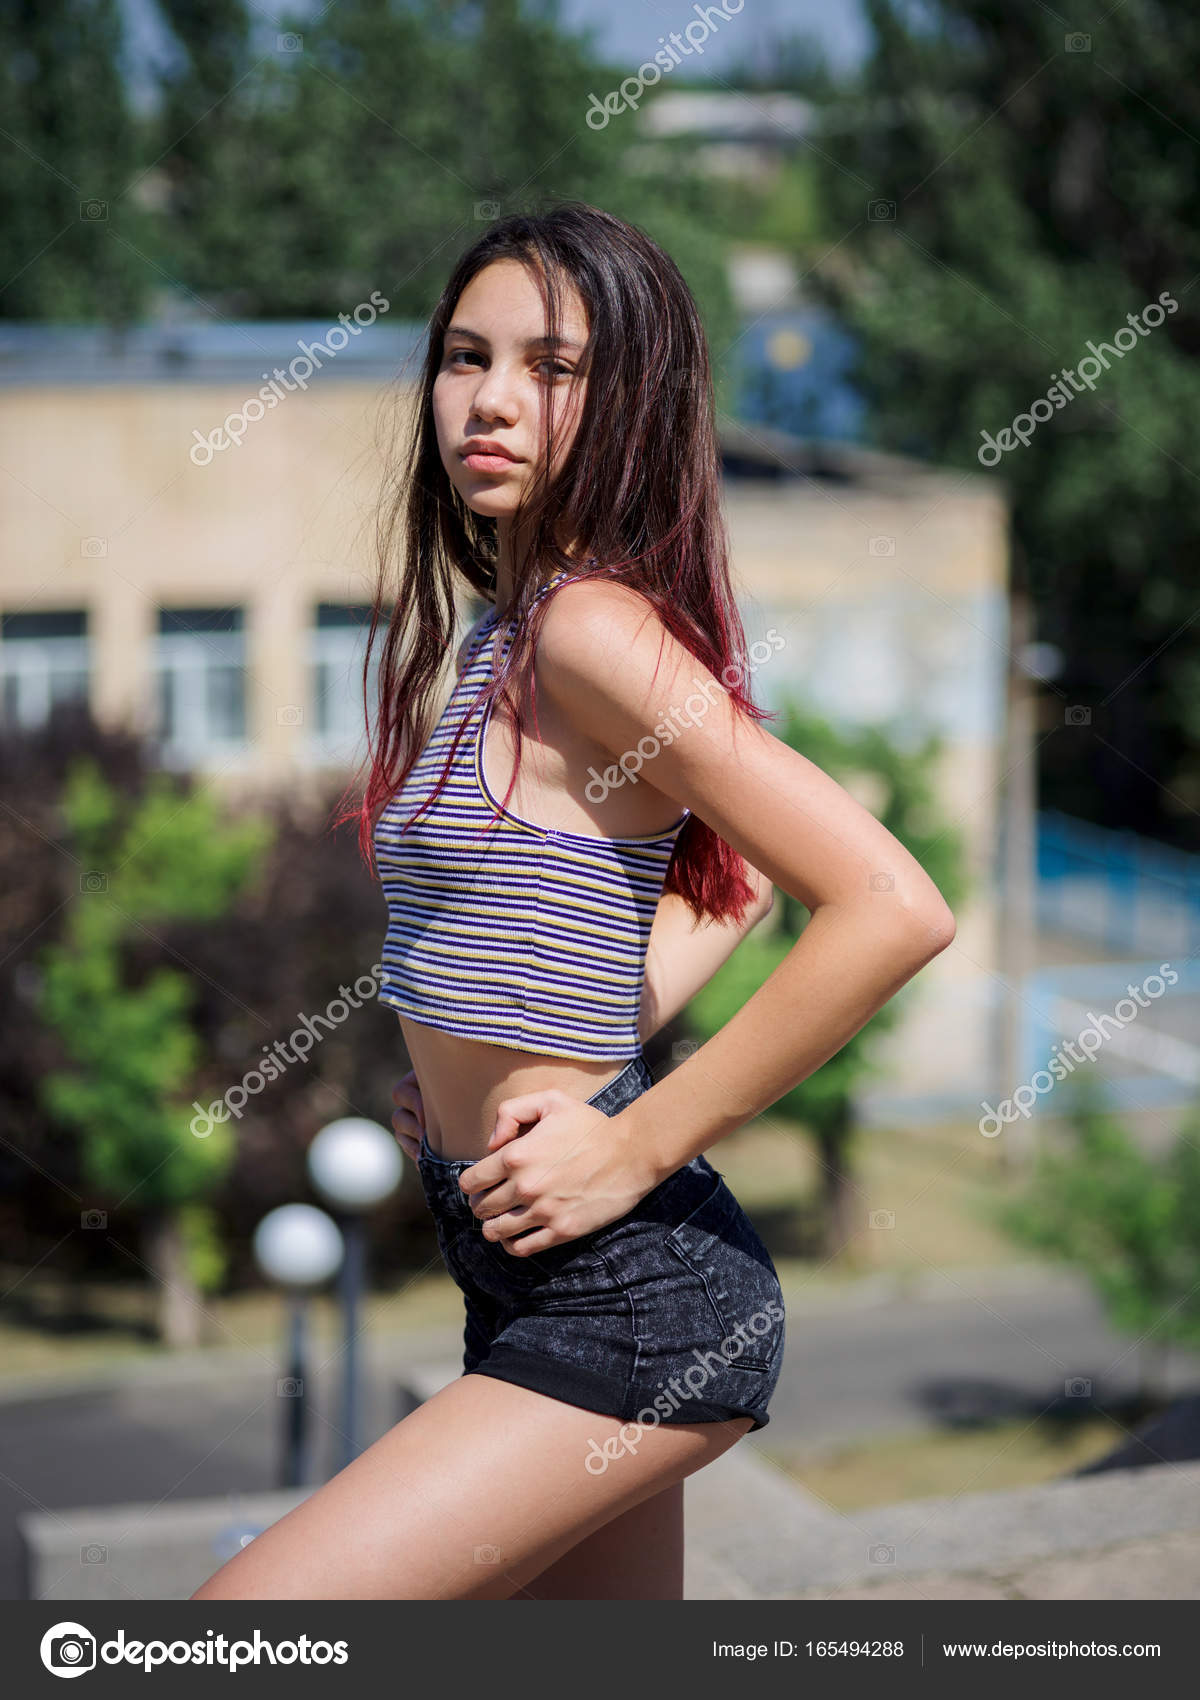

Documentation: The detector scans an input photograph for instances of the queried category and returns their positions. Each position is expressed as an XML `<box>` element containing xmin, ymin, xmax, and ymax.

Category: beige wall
<box><xmin>1</xmin><ymin>381</ymin><xmax>413</xmax><ymax>804</ymax></box>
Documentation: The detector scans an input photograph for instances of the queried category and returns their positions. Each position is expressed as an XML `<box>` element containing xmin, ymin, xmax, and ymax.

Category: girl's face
<box><xmin>432</xmin><ymin>258</ymin><xmax>589</xmax><ymax>523</ymax></box>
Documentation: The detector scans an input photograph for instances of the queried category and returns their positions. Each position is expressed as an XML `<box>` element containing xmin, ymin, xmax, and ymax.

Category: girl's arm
<box><xmin>536</xmin><ymin>582</ymin><xmax>956</xmax><ymax>1190</ymax></box>
<box><xmin>639</xmin><ymin>874</ymin><xmax>774</xmax><ymax>1044</ymax></box>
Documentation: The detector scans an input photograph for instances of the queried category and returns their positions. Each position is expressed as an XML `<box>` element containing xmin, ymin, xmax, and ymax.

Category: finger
<box><xmin>387</xmin><ymin>1074</ymin><xmax>424</xmax><ymax>1128</ymax></box>
<box><xmin>495</xmin><ymin>1226</ymin><xmax>560</xmax><ymax>1257</ymax></box>
<box><xmin>391</xmin><ymin>1084</ymin><xmax>426</xmax><ymax>1134</ymax></box>
<box><xmin>489</xmin><ymin>1089</ymin><xmax>564</xmax><ymax>1146</ymax></box>
<box><xmin>395</xmin><ymin>1133</ymin><xmax>420</xmax><ymax>1163</ymax></box>
<box><xmin>470</xmin><ymin>1182</ymin><xmax>521</xmax><ymax>1221</ymax></box>
<box><xmin>456</xmin><ymin>1151</ymin><xmax>511</xmax><ymax>1196</ymax></box>
<box><xmin>481</xmin><ymin>1207</ymin><xmax>539</xmax><ymax>1247</ymax></box>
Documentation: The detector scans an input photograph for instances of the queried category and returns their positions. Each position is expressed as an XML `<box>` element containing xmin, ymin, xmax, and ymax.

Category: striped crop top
<box><xmin>373</xmin><ymin>569</ymin><xmax>691</xmax><ymax>1060</ymax></box>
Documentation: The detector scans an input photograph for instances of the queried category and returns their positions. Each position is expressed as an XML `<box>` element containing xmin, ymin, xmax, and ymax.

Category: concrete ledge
<box><xmin>22</xmin><ymin>1356</ymin><xmax>1200</xmax><ymax>1601</ymax></box>
<box><xmin>728</xmin><ymin>1445</ymin><xmax>1200</xmax><ymax>1598</ymax></box>
<box><xmin>19</xmin><ymin>1489</ymin><xmax>314</xmax><ymax>1602</ymax></box>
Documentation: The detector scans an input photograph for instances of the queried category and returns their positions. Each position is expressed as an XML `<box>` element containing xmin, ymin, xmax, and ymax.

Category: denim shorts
<box><xmin>416</xmin><ymin>1052</ymin><xmax>786</xmax><ymax>1433</ymax></box>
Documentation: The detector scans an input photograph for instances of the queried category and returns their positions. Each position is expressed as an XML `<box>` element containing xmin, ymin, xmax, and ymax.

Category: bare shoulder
<box><xmin>537</xmin><ymin>577</ymin><xmax>694</xmax><ymax>710</ymax></box>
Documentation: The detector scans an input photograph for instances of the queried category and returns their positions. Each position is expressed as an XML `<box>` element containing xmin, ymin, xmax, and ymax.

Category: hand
<box><xmin>457</xmin><ymin>1087</ymin><xmax>656</xmax><ymax>1258</ymax></box>
<box><xmin>390</xmin><ymin>1069</ymin><xmax>426</xmax><ymax>1162</ymax></box>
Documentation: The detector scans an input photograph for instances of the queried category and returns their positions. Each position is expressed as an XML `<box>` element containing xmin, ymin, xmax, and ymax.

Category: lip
<box><xmin>460</xmin><ymin>439</ymin><xmax>522</xmax><ymax>470</ymax></box>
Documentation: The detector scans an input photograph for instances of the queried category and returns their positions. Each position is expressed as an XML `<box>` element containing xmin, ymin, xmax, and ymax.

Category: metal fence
<box><xmin>1037</xmin><ymin>808</ymin><xmax>1200</xmax><ymax>958</ymax></box>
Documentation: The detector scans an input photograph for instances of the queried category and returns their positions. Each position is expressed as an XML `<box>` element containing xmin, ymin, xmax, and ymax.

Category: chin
<box><xmin>451</xmin><ymin>479</ymin><xmax>522</xmax><ymax>519</ymax></box>
<box><xmin>462</xmin><ymin>493</ymin><xmax>519</xmax><ymax>521</ymax></box>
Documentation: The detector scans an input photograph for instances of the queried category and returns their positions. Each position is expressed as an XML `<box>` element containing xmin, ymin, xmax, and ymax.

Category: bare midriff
<box><xmin>396</xmin><ymin>1011</ymin><xmax>634</xmax><ymax>1161</ymax></box>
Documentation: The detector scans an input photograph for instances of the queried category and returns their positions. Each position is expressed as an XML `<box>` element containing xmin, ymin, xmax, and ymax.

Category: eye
<box><xmin>445</xmin><ymin>347</ymin><xmax>484</xmax><ymax>368</ymax></box>
<box><xmin>535</xmin><ymin>358</ymin><xmax>573</xmax><ymax>380</ymax></box>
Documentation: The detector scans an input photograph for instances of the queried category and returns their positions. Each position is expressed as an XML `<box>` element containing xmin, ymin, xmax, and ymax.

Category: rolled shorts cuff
<box><xmin>464</xmin><ymin>1342</ymin><xmax>772</xmax><ymax>1434</ymax></box>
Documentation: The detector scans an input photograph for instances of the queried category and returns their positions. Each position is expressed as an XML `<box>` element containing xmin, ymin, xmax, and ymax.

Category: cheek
<box><xmin>431</xmin><ymin>377</ymin><xmax>453</xmax><ymax>449</ymax></box>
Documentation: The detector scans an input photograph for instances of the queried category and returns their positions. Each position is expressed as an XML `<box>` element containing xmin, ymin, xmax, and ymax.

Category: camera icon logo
<box><xmin>1065</xmin><ymin>33</ymin><xmax>1091</xmax><ymax>52</ymax></box>
<box><xmin>867</xmin><ymin>200</ymin><xmax>896</xmax><ymax>221</ymax></box>
<box><xmin>40</xmin><ymin>1621</ymin><xmax>96</xmax><ymax>1677</ymax></box>
<box><xmin>1065</xmin><ymin>1376</ymin><xmax>1092</xmax><ymax>1398</ymax></box>
<box><xmin>473</xmin><ymin>1543</ymin><xmax>502</xmax><ymax>1563</ymax></box>
<box><xmin>79</xmin><ymin>202</ymin><xmax>107</xmax><ymax>222</ymax></box>
<box><xmin>474</xmin><ymin>201</ymin><xmax>500</xmax><ymax>220</ymax></box>
<box><xmin>868</xmin><ymin>535</ymin><xmax>895</xmax><ymax>556</ymax></box>
<box><xmin>80</xmin><ymin>537</ymin><xmax>107</xmax><ymax>557</ymax></box>
<box><xmin>81</xmin><ymin>1209</ymin><xmax>107</xmax><ymax>1230</ymax></box>
<box><xmin>1065</xmin><ymin>705</ymin><xmax>1091</xmax><ymax>725</ymax></box>
<box><xmin>277</xmin><ymin>705</ymin><xmax>303</xmax><ymax>726</ymax></box>
<box><xmin>869</xmin><ymin>871</ymin><xmax>894</xmax><ymax>892</ymax></box>
<box><xmin>869</xmin><ymin>1209</ymin><xmax>895</xmax><ymax>1230</ymax></box>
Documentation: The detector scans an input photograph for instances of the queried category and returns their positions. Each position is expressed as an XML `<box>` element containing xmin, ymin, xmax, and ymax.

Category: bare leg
<box><xmin>515</xmin><ymin>1482</ymin><xmax>684</xmax><ymax>1599</ymax></box>
<box><xmin>189</xmin><ymin>1373</ymin><xmax>749</xmax><ymax>1601</ymax></box>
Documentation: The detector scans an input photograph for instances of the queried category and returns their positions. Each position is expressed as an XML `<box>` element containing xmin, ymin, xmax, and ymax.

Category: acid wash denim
<box><xmin>416</xmin><ymin>1051</ymin><xmax>786</xmax><ymax>1433</ymax></box>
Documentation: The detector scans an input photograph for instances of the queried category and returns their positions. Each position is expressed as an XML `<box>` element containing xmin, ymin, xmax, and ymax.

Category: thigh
<box><xmin>189</xmin><ymin>1372</ymin><xmax>750</xmax><ymax>1601</ymax></box>
<box><xmin>515</xmin><ymin>1481</ymin><xmax>684</xmax><ymax>1600</ymax></box>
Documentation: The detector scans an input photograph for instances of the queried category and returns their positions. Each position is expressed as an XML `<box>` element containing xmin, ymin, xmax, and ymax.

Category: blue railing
<box><xmin>1037</xmin><ymin>809</ymin><xmax>1200</xmax><ymax>956</ymax></box>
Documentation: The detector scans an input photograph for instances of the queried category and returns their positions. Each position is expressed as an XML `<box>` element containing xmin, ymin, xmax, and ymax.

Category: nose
<box><xmin>467</xmin><ymin>359</ymin><xmax>521</xmax><ymax>428</ymax></box>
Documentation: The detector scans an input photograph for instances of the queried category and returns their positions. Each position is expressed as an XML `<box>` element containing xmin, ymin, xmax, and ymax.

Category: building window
<box><xmin>0</xmin><ymin>609</ymin><xmax>90</xmax><ymax>728</ymax></box>
<box><xmin>155</xmin><ymin>606</ymin><xmax>247</xmax><ymax>767</ymax></box>
<box><xmin>308</xmin><ymin>602</ymin><xmax>382</xmax><ymax>764</ymax></box>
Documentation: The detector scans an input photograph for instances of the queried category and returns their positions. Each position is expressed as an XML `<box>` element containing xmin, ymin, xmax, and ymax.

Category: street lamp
<box><xmin>306</xmin><ymin>1117</ymin><xmax>403</xmax><ymax>1469</ymax></box>
<box><xmin>252</xmin><ymin>1203</ymin><xmax>344</xmax><ymax>1489</ymax></box>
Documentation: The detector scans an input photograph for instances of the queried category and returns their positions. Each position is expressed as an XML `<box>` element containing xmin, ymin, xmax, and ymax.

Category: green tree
<box><xmin>989</xmin><ymin>1077</ymin><xmax>1200</xmax><ymax>1410</ymax></box>
<box><xmin>0</xmin><ymin>0</ymin><xmax>148</xmax><ymax>320</ymax></box>
<box><xmin>36</xmin><ymin>757</ymin><xmax>273</xmax><ymax>1345</ymax></box>
<box><xmin>791</xmin><ymin>0</ymin><xmax>1200</xmax><ymax>845</ymax></box>
<box><xmin>684</xmin><ymin>701</ymin><xmax>966</xmax><ymax>1261</ymax></box>
<box><xmin>143</xmin><ymin>0</ymin><xmax>737</xmax><ymax>364</ymax></box>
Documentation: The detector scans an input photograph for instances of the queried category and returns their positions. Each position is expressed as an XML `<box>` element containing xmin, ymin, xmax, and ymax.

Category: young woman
<box><xmin>191</xmin><ymin>203</ymin><xmax>955</xmax><ymax>1603</ymax></box>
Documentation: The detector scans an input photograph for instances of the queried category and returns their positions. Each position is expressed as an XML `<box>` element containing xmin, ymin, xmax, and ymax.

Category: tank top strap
<box><xmin>495</xmin><ymin>563</ymin><xmax>592</xmax><ymax>644</ymax></box>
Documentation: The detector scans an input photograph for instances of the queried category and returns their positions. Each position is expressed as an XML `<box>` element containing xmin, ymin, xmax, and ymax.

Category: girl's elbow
<box><xmin>913</xmin><ymin>897</ymin><xmax>956</xmax><ymax>957</ymax></box>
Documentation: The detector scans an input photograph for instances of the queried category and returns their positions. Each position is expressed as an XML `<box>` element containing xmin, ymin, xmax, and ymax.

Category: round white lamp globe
<box><xmin>253</xmin><ymin>1203</ymin><xmax>344</xmax><ymax>1289</ymax></box>
<box><xmin>307</xmin><ymin>1117</ymin><xmax>404</xmax><ymax>1212</ymax></box>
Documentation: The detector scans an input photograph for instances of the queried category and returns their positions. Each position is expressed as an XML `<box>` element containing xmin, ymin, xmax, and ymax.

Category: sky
<box><xmin>121</xmin><ymin>0</ymin><xmax>869</xmax><ymax>93</ymax></box>
<box><xmin>556</xmin><ymin>0</ymin><xmax>868</xmax><ymax>74</ymax></box>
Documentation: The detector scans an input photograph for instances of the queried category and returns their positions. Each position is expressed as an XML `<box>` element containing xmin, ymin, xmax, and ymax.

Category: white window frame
<box><xmin>154</xmin><ymin>616</ymin><xmax>248</xmax><ymax>770</ymax></box>
<box><xmin>0</xmin><ymin>621</ymin><xmax>90</xmax><ymax>729</ymax></box>
<box><xmin>305</xmin><ymin>607</ymin><xmax>383</xmax><ymax>767</ymax></box>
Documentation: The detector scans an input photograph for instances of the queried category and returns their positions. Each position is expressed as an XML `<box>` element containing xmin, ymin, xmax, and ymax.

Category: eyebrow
<box><xmin>443</xmin><ymin>323</ymin><xmax>585</xmax><ymax>353</ymax></box>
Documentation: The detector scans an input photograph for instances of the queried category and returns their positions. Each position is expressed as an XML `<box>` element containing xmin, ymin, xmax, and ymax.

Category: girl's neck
<box><xmin>491</xmin><ymin>517</ymin><xmax>587</xmax><ymax>619</ymax></box>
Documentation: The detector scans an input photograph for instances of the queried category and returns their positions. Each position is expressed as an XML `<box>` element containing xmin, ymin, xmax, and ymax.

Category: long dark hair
<box><xmin>334</xmin><ymin>201</ymin><xmax>771</xmax><ymax>924</ymax></box>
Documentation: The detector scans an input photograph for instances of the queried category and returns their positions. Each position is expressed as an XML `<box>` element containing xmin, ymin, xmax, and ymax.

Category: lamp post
<box><xmin>252</xmin><ymin>1203</ymin><xmax>344</xmax><ymax>1489</ymax></box>
<box><xmin>306</xmin><ymin>1117</ymin><xmax>403</xmax><ymax>1470</ymax></box>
